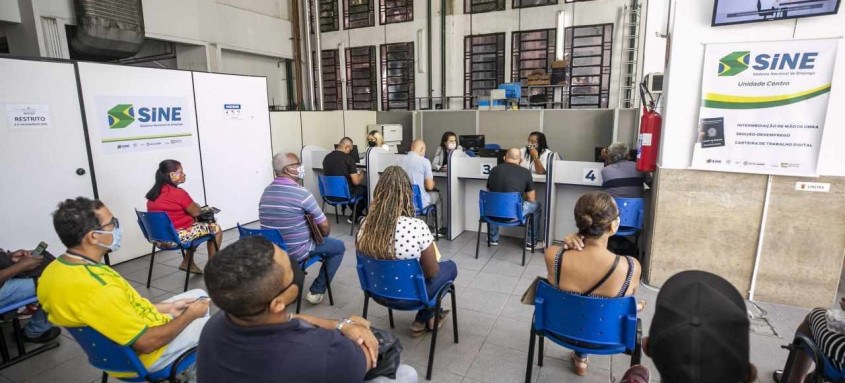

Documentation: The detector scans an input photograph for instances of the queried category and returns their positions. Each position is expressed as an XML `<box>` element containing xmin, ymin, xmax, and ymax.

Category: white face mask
<box><xmin>286</xmin><ymin>165</ymin><xmax>304</xmax><ymax>179</ymax></box>
<box><xmin>446</xmin><ymin>142</ymin><xmax>457</xmax><ymax>150</ymax></box>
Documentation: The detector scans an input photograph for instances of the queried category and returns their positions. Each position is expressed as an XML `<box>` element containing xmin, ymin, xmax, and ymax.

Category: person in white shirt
<box><xmin>431</xmin><ymin>132</ymin><xmax>463</xmax><ymax>172</ymax></box>
<box><xmin>367</xmin><ymin>130</ymin><xmax>391</xmax><ymax>151</ymax></box>
<box><xmin>519</xmin><ymin>131</ymin><xmax>559</xmax><ymax>175</ymax></box>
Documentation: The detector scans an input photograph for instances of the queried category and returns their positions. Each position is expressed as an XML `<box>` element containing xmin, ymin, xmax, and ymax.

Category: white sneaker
<box><xmin>489</xmin><ymin>241</ymin><xmax>499</xmax><ymax>246</ymax></box>
<box><xmin>305</xmin><ymin>292</ymin><xmax>324</xmax><ymax>305</ymax></box>
<box><xmin>526</xmin><ymin>241</ymin><xmax>546</xmax><ymax>250</ymax></box>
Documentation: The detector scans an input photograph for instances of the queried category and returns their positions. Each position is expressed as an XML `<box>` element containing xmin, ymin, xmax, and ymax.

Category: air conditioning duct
<box><xmin>69</xmin><ymin>0</ymin><xmax>145</xmax><ymax>60</ymax></box>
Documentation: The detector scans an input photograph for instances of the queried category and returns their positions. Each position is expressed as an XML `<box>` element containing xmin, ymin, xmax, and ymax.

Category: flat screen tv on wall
<box><xmin>712</xmin><ymin>0</ymin><xmax>841</xmax><ymax>26</ymax></box>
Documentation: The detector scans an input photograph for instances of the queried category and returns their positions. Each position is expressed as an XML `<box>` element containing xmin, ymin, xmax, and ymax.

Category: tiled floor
<box><xmin>0</xmin><ymin>219</ymin><xmax>816</xmax><ymax>382</ymax></box>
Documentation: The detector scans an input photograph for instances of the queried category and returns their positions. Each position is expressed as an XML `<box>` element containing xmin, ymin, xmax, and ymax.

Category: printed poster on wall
<box><xmin>5</xmin><ymin>104</ymin><xmax>52</xmax><ymax>129</ymax></box>
<box><xmin>96</xmin><ymin>96</ymin><xmax>194</xmax><ymax>154</ymax></box>
<box><xmin>691</xmin><ymin>39</ymin><xmax>837</xmax><ymax>176</ymax></box>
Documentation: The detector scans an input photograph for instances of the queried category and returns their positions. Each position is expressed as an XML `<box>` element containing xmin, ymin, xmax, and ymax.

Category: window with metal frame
<box><xmin>564</xmin><ymin>0</ymin><xmax>595</xmax><ymax>2</ymax></box>
<box><xmin>464</xmin><ymin>33</ymin><xmax>505</xmax><ymax>109</ymax></box>
<box><xmin>345</xmin><ymin>0</ymin><xmax>375</xmax><ymax>29</ymax></box>
<box><xmin>346</xmin><ymin>46</ymin><xmax>377</xmax><ymax>110</ymax></box>
<box><xmin>565</xmin><ymin>23</ymin><xmax>612</xmax><ymax>108</ymax></box>
<box><xmin>314</xmin><ymin>49</ymin><xmax>343</xmax><ymax>110</ymax></box>
<box><xmin>380</xmin><ymin>0</ymin><xmax>413</xmax><ymax>24</ymax></box>
<box><xmin>513</xmin><ymin>0</ymin><xmax>557</xmax><ymax>9</ymax></box>
<box><xmin>317</xmin><ymin>0</ymin><xmax>339</xmax><ymax>32</ymax></box>
<box><xmin>380</xmin><ymin>42</ymin><xmax>415</xmax><ymax>110</ymax></box>
<box><xmin>511</xmin><ymin>29</ymin><xmax>556</xmax><ymax>103</ymax></box>
<box><xmin>465</xmin><ymin>0</ymin><xmax>505</xmax><ymax>14</ymax></box>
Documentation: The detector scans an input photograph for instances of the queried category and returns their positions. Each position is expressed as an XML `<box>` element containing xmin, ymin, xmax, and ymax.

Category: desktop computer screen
<box><xmin>459</xmin><ymin>135</ymin><xmax>485</xmax><ymax>151</ymax></box>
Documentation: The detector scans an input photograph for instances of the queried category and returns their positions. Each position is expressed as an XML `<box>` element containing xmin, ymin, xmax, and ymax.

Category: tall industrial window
<box><xmin>380</xmin><ymin>42</ymin><xmax>415</xmax><ymax>110</ymax></box>
<box><xmin>464</xmin><ymin>33</ymin><xmax>505</xmax><ymax>109</ymax></box>
<box><xmin>513</xmin><ymin>0</ymin><xmax>557</xmax><ymax>9</ymax></box>
<box><xmin>564</xmin><ymin>0</ymin><xmax>594</xmax><ymax>2</ymax></box>
<box><xmin>565</xmin><ymin>24</ymin><xmax>612</xmax><ymax>108</ymax></box>
<box><xmin>318</xmin><ymin>0</ymin><xmax>339</xmax><ymax>32</ymax></box>
<box><xmin>346</xmin><ymin>46</ymin><xmax>378</xmax><ymax>110</ymax></box>
<box><xmin>314</xmin><ymin>49</ymin><xmax>343</xmax><ymax>110</ymax></box>
<box><xmin>511</xmin><ymin>29</ymin><xmax>556</xmax><ymax>83</ymax></box>
<box><xmin>344</xmin><ymin>0</ymin><xmax>375</xmax><ymax>29</ymax></box>
<box><xmin>380</xmin><ymin>0</ymin><xmax>413</xmax><ymax>24</ymax></box>
<box><xmin>465</xmin><ymin>0</ymin><xmax>505</xmax><ymax>14</ymax></box>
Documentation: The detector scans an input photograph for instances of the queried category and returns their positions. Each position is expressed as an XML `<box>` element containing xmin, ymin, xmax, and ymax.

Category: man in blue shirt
<box><xmin>401</xmin><ymin>140</ymin><xmax>444</xmax><ymax>237</ymax></box>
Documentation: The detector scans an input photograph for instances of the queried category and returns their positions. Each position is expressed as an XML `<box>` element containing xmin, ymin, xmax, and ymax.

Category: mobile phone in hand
<box><xmin>31</xmin><ymin>242</ymin><xmax>48</xmax><ymax>257</ymax></box>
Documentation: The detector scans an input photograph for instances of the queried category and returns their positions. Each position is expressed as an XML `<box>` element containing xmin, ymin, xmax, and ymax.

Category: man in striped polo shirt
<box><xmin>259</xmin><ymin>153</ymin><xmax>344</xmax><ymax>305</ymax></box>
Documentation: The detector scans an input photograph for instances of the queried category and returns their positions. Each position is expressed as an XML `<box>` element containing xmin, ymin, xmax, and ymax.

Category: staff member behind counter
<box><xmin>367</xmin><ymin>130</ymin><xmax>390</xmax><ymax>151</ymax></box>
<box><xmin>519</xmin><ymin>132</ymin><xmax>559</xmax><ymax>175</ymax></box>
<box><xmin>431</xmin><ymin>132</ymin><xmax>463</xmax><ymax>172</ymax></box>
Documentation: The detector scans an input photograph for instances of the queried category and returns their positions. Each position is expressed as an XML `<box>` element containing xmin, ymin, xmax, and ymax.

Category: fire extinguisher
<box><xmin>636</xmin><ymin>80</ymin><xmax>662</xmax><ymax>173</ymax></box>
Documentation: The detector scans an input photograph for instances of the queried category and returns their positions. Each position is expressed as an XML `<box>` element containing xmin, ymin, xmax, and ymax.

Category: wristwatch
<box><xmin>336</xmin><ymin>318</ymin><xmax>355</xmax><ymax>331</ymax></box>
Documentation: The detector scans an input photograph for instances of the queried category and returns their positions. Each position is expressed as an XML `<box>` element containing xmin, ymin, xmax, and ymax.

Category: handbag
<box><xmin>363</xmin><ymin>327</ymin><xmax>403</xmax><ymax>380</ymax></box>
<box><xmin>304</xmin><ymin>213</ymin><xmax>324</xmax><ymax>245</ymax></box>
<box><xmin>520</xmin><ymin>276</ymin><xmax>547</xmax><ymax>305</ymax></box>
<box><xmin>197</xmin><ymin>206</ymin><xmax>220</xmax><ymax>223</ymax></box>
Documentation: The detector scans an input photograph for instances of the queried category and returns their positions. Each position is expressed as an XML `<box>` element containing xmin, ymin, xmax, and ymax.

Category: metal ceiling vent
<box><xmin>69</xmin><ymin>0</ymin><xmax>145</xmax><ymax>60</ymax></box>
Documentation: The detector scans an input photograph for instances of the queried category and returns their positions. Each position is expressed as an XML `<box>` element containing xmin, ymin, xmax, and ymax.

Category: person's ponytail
<box><xmin>145</xmin><ymin>159</ymin><xmax>181</xmax><ymax>201</ymax></box>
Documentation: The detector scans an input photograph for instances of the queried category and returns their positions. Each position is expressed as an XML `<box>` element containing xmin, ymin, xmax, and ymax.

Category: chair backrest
<box><xmin>318</xmin><ymin>175</ymin><xmax>352</xmax><ymax>200</ymax></box>
<box><xmin>614</xmin><ymin>197</ymin><xmax>644</xmax><ymax>230</ymax></box>
<box><xmin>237</xmin><ymin>224</ymin><xmax>289</xmax><ymax>251</ymax></box>
<box><xmin>483</xmin><ymin>144</ymin><xmax>501</xmax><ymax>150</ymax></box>
<box><xmin>66</xmin><ymin>326</ymin><xmax>149</xmax><ymax>377</ymax></box>
<box><xmin>464</xmin><ymin>149</ymin><xmax>477</xmax><ymax>157</ymax></box>
<box><xmin>135</xmin><ymin>210</ymin><xmax>181</xmax><ymax>244</ymax></box>
<box><xmin>355</xmin><ymin>253</ymin><xmax>429</xmax><ymax>303</ymax></box>
<box><xmin>479</xmin><ymin>190</ymin><xmax>523</xmax><ymax>221</ymax></box>
<box><xmin>533</xmin><ymin>280</ymin><xmax>638</xmax><ymax>352</ymax></box>
<box><xmin>411</xmin><ymin>184</ymin><xmax>425</xmax><ymax>213</ymax></box>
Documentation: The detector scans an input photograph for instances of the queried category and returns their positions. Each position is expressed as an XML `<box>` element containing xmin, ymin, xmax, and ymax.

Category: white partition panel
<box><xmin>302</xmin><ymin>112</ymin><xmax>344</xmax><ymax>148</ymax></box>
<box><xmin>193</xmin><ymin>72</ymin><xmax>273</xmax><ymax>230</ymax></box>
<box><xmin>548</xmin><ymin>160</ymin><xmax>605</xmax><ymax>241</ymax></box>
<box><xmin>0</xmin><ymin>58</ymin><xmax>95</xmax><ymax>252</ymax></box>
<box><xmin>77</xmin><ymin>62</ymin><xmax>205</xmax><ymax>264</ymax></box>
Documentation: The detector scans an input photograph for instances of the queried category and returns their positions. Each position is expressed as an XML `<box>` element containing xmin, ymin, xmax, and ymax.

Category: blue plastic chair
<box><xmin>613</xmin><ymin>198</ymin><xmax>644</xmax><ymax>256</ymax></box>
<box><xmin>525</xmin><ymin>280</ymin><xmax>642</xmax><ymax>382</ymax></box>
<box><xmin>66</xmin><ymin>326</ymin><xmax>196</xmax><ymax>383</ymax></box>
<box><xmin>779</xmin><ymin>333</ymin><xmax>845</xmax><ymax>383</ymax></box>
<box><xmin>136</xmin><ymin>210</ymin><xmax>218</xmax><ymax>292</ymax></box>
<box><xmin>475</xmin><ymin>190</ymin><xmax>535</xmax><ymax>266</ymax></box>
<box><xmin>483</xmin><ymin>144</ymin><xmax>501</xmax><ymax>150</ymax></box>
<box><xmin>236</xmin><ymin>224</ymin><xmax>334</xmax><ymax>313</ymax></box>
<box><xmin>355</xmin><ymin>253</ymin><xmax>458</xmax><ymax>381</ymax></box>
<box><xmin>412</xmin><ymin>184</ymin><xmax>439</xmax><ymax>242</ymax></box>
<box><xmin>318</xmin><ymin>175</ymin><xmax>365</xmax><ymax>235</ymax></box>
<box><xmin>464</xmin><ymin>149</ymin><xmax>477</xmax><ymax>157</ymax></box>
<box><xmin>0</xmin><ymin>296</ymin><xmax>59</xmax><ymax>368</ymax></box>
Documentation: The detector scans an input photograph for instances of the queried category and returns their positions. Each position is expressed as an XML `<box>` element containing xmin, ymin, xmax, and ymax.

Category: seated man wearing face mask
<box><xmin>258</xmin><ymin>153</ymin><xmax>344</xmax><ymax>306</ymax></box>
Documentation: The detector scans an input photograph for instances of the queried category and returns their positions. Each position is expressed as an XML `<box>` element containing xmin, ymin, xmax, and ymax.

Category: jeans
<box><xmin>0</xmin><ymin>279</ymin><xmax>52</xmax><ymax>338</ymax></box>
<box><xmin>307</xmin><ymin>237</ymin><xmax>345</xmax><ymax>295</ymax></box>
<box><xmin>365</xmin><ymin>364</ymin><xmax>418</xmax><ymax>383</ymax></box>
<box><xmin>426</xmin><ymin>191</ymin><xmax>445</xmax><ymax>228</ymax></box>
<box><xmin>487</xmin><ymin>201</ymin><xmax>543</xmax><ymax>244</ymax></box>
<box><xmin>414</xmin><ymin>260</ymin><xmax>458</xmax><ymax>323</ymax></box>
<box><xmin>148</xmin><ymin>289</ymin><xmax>211</xmax><ymax>383</ymax></box>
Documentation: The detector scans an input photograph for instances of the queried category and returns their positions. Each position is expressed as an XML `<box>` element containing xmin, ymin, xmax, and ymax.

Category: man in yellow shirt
<box><xmin>37</xmin><ymin>197</ymin><xmax>211</xmax><ymax>379</ymax></box>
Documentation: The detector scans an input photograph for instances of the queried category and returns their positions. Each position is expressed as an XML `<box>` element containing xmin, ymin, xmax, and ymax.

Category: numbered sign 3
<box><xmin>480</xmin><ymin>163</ymin><xmax>493</xmax><ymax>176</ymax></box>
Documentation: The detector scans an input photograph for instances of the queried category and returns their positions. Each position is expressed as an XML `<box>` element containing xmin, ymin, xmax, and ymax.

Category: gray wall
<box><xmin>616</xmin><ymin>108</ymin><xmax>640</xmax><ymax>148</ymax></box>
<box><xmin>377</xmin><ymin>111</ymin><xmax>414</xmax><ymax>153</ymax></box>
<box><xmin>420</xmin><ymin>111</ymin><xmax>477</xmax><ymax>159</ymax></box>
<box><xmin>478</xmin><ymin>110</ymin><xmax>542</xmax><ymax>151</ymax></box>
<box><xmin>543</xmin><ymin>109</ymin><xmax>615</xmax><ymax>162</ymax></box>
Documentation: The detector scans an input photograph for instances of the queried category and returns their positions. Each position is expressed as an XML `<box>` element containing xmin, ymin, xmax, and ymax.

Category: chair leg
<box><xmin>295</xmin><ymin>289</ymin><xmax>303</xmax><ymax>314</ymax></box>
<box><xmin>450</xmin><ymin>286</ymin><xmax>459</xmax><ymax>343</ymax></box>
<box><xmin>521</xmin><ymin>223</ymin><xmax>528</xmax><ymax>266</ymax></box>
<box><xmin>475</xmin><ymin>220</ymin><xmax>482</xmax><ymax>259</ymax></box>
<box><xmin>537</xmin><ymin>335</ymin><xmax>545</xmax><ymax>366</ymax></box>
<box><xmin>525</xmin><ymin>328</ymin><xmax>536</xmax><ymax>383</ymax></box>
<box><xmin>322</xmin><ymin>261</ymin><xmax>334</xmax><ymax>306</ymax></box>
<box><xmin>433</xmin><ymin>210</ymin><xmax>439</xmax><ymax>242</ymax></box>
<box><xmin>11</xmin><ymin>318</ymin><xmax>25</xmax><ymax>356</ymax></box>
<box><xmin>362</xmin><ymin>295</ymin><xmax>370</xmax><ymax>318</ymax></box>
<box><xmin>530</xmin><ymin>216</ymin><xmax>536</xmax><ymax>254</ymax></box>
<box><xmin>350</xmin><ymin>204</ymin><xmax>357</xmax><ymax>236</ymax></box>
<box><xmin>101</xmin><ymin>371</ymin><xmax>108</xmax><ymax>383</ymax></box>
<box><xmin>335</xmin><ymin>205</ymin><xmax>340</xmax><ymax>224</ymax></box>
<box><xmin>388</xmin><ymin>309</ymin><xmax>395</xmax><ymax>329</ymax></box>
<box><xmin>182</xmin><ymin>248</ymin><xmax>192</xmax><ymax>292</ymax></box>
<box><xmin>146</xmin><ymin>245</ymin><xmax>157</xmax><ymax>289</ymax></box>
<box><xmin>426</xmin><ymin>299</ymin><xmax>443</xmax><ymax>380</ymax></box>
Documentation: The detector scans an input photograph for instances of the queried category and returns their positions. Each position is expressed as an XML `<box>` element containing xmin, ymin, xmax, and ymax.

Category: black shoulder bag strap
<box><xmin>582</xmin><ymin>255</ymin><xmax>621</xmax><ymax>296</ymax></box>
<box><xmin>553</xmin><ymin>246</ymin><xmax>565</xmax><ymax>286</ymax></box>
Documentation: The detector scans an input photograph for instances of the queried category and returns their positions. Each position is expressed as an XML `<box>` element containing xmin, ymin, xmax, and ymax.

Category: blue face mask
<box><xmin>94</xmin><ymin>226</ymin><xmax>123</xmax><ymax>252</ymax></box>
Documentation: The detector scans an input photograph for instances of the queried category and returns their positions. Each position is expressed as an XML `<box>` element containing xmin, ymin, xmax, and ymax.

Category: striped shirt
<box><xmin>259</xmin><ymin>177</ymin><xmax>327</xmax><ymax>260</ymax></box>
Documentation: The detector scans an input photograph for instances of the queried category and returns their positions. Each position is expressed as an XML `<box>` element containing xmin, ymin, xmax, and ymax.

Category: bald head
<box><xmin>272</xmin><ymin>152</ymin><xmax>299</xmax><ymax>177</ymax></box>
<box><xmin>505</xmin><ymin>148</ymin><xmax>521</xmax><ymax>164</ymax></box>
<box><xmin>338</xmin><ymin>137</ymin><xmax>353</xmax><ymax>154</ymax></box>
<box><xmin>411</xmin><ymin>139</ymin><xmax>426</xmax><ymax>155</ymax></box>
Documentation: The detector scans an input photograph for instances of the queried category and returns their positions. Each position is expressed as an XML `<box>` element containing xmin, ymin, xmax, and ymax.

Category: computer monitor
<box><xmin>459</xmin><ymin>135</ymin><xmax>485</xmax><ymax>151</ymax></box>
<box><xmin>334</xmin><ymin>144</ymin><xmax>361</xmax><ymax>163</ymax></box>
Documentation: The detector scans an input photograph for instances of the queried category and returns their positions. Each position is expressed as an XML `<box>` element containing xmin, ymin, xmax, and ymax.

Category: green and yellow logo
<box><xmin>718</xmin><ymin>51</ymin><xmax>750</xmax><ymax>76</ymax></box>
<box><xmin>107</xmin><ymin>104</ymin><xmax>135</xmax><ymax>129</ymax></box>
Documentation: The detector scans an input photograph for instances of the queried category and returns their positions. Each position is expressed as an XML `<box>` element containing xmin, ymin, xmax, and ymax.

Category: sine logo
<box><xmin>107</xmin><ymin>104</ymin><xmax>135</xmax><ymax>129</ymax></box>
<box><xmin>718</xmin><ymin>51</ymin><xmax>750</xmax><ymax>77</ymax></box>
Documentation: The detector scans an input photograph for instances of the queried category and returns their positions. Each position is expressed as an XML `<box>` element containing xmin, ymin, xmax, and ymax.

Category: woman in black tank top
<box><xmin>543</xmin><ymin>191</ymin><xmax>642</xmax><ymax>377</ymax></box>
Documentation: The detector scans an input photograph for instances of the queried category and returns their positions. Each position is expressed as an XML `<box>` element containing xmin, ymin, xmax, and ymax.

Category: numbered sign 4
<box><xmin>583</xmin><ymin>168</ymin><xmax>599</xmax><ymax>184</ymax></box>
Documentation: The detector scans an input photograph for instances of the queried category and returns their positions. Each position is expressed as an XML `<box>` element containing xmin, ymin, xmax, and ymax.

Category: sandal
<box><xmin>772</xmin><ymin>370</ymin><xmax>783</xmax><ymax>382</ymax></box>
<box><xmin>410</xmin><ymin>309</ymin><xmax>450</xmax><ymax>338</ymax></box>
<box><xmin>571</xmin><ymin>351</ymin><xmax>589</xmax><ymax>376</ymax></box>
<box><xmin>179</xmin><ymin>264</ymin><xmax>204</xmax><ymax>274</ymax></box>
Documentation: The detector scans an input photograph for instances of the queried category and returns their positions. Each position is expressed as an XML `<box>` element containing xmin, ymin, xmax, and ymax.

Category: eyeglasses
<box><xmin>240</xmin><ymin>275</ymin><xmax>296</xmax><ymax>317</ymax></box>
<box><xmin>95</xmin><ymin>217</ymin><xmax>119</xmax><ymax>230</ymax></box>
